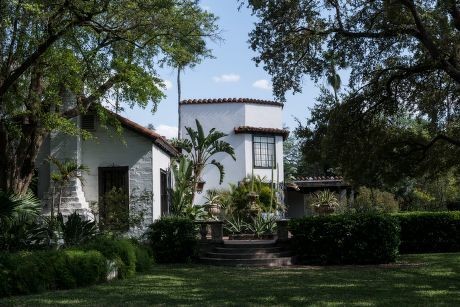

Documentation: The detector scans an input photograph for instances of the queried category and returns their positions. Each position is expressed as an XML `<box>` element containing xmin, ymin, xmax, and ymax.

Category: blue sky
<box><xmin>123</xmin><ymin>1</ymin><xmax>321</xmax><ymax>138</ymax></box>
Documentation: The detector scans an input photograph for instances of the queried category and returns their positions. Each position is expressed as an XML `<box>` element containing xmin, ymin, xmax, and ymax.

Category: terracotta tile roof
<box><xmin>234</xmin><ymin>126</ymin><xmax>289</xmax><ymax>140</ymax></box>
<box><xmin>294</xmin><ymin>176</ymin><xmax>344</xmax><ymax>182</ymax></box>
<box><xmin>288</xmin><ymin>176</ymin><xmax>351</xmax><ymax>190</ymax></box>
<box><xmin>110</xmin><ymin>112</ymin><xmax>178</xmax><ymax>157</ymax></box>
<box><xmin>180</xmin><ymin>98</ymin><xmax>284</xmax><ymax>107</ymax></box>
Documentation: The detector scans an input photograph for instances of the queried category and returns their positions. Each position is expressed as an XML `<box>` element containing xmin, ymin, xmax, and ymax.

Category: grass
<box><xmin>1</xmin><ymin>253</ymin><xmax>460</xmax><ymax>306</ymax></box>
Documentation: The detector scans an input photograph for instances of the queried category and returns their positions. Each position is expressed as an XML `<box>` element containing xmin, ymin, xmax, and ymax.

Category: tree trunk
<box><xmin>0</xmin><ymin>120</ymin><xmax>47</xmax><ymax>195</ymax></box>
<box><xmin>177</xmin><ymin>66</ymin><xmax>182</xmax><ymax>139</ymax></box>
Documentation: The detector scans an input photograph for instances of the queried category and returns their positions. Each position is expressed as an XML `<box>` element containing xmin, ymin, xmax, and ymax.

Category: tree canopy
<box><xmin>246</xmin><ymin>0</ymin><xmax>460</xmax><ymax>186</ymax></box>
<box><xmin>0</xmin><ymin>0</ymin><xmax>218</xmax><ymax>194</ymax></box>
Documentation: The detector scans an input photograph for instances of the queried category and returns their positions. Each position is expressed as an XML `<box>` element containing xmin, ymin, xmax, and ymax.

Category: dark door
<box><xmin>98</xmin><ymin>166</ymin><xmax>129</xmax><ymax>230</ymax></box>
<box><xmin>160</xmin><ymin>169</ymin><xmax>168</xmax><ymax>216</ymax></box>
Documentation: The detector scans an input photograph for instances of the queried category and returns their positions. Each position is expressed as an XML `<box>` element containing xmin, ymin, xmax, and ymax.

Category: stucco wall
<box><xmin>180</xmin><ymin>102</ymin><xmax>284</xmax><ymax>204</ymax></box>
<box><xmin>81</xmin><ymin>122</ymin><xmax>155</xmax><ymax>234</ymax></box>
<box><xmin>151</xmin><ymin>145</ymin><xmax>172</xmax><ymax>220</ymax></box>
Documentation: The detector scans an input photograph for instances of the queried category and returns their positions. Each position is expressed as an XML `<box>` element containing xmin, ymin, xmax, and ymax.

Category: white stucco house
<box><xmin>35</xmin><ymin>108</ymin><xmax>177</xmax><ymax>235</ymax></box>
<box><xmin>179</xmin><ymin>98</ymin><xmax>289</xmax><ymax>204</ymax></box>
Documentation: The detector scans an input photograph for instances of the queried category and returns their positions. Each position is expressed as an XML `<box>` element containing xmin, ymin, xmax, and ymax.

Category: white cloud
<box><xmin>155</xmin><ymin>124</ymin><xmax>178</xmax><ymax>139</ymax></box>
<box><xmin>213</xmin><ymin>73</ymin><xmax>240</xmax><ymax>83</ymax></box>
<box><xmin>252</xmin><ymin>79</ymin><xmax>272</xmax><ymax>90</ymax></box>
<box><xmin>163</xmin><ymin>79</ymin><xmax>173</xmax><ymax>90</ymax></box>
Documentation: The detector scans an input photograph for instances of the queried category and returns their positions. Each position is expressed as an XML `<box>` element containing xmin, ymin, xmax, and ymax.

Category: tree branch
<box><xmin>62</xmin><ymin>73</ymin><xmax>124</xmax><ymax>118</ymax></box>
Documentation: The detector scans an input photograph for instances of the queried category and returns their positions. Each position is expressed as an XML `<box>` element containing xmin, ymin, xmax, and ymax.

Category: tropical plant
<box><xmin>224</xmin><ymin>216</ymin><xmax>248</xmax><ymax>235</ymax></box>
<box><xmin>0</xmin><ymin>190</ymin><xmax>43</xmax><ymax>251</ymax></box>
<box><xmin>246</xmin><ymin>214</ymin><xmax>277</xmax><ymax>238</ymax></box>
<box><xmin>310</xmin><ymin>190</ymin><xmax>340</xmax><ymax>215</ymax></box>
<box><xmin>48</xmin><ymin>157</ymin><xmax>90</xmax><ymax>216</ymax></box>
<box><xmin>58</xmin><ymin>212</ymin><xmax>98</xmax><ymax>247</ymax></box>
<box><xmin>170</xmin><ymin>156</ymin><xmax>194</xmax><ymax>215</ymax></box>
<box><xmin>175</xmin><ymin>119</ymin><xmax>236</xmax><ymax>193</ymax></box>
<box><xmin>0</xmin><ymin>1</ymin><xmax>218</xmax><ymax>196</ymax></box>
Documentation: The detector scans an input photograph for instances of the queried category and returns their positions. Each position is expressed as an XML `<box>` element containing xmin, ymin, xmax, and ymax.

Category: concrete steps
<box><xmin>200</xmin><ymin>240</ymin><xmax>293</xmax><ymax>267</ymax></box>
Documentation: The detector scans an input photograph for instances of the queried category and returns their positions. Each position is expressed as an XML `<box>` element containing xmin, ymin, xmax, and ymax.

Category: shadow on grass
<box><xmin>1</xmin><ymin>253</ymin><xmax>460</xmax><ymax>306</ymax></box>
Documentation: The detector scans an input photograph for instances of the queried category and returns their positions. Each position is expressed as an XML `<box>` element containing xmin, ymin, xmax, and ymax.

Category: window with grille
<box><xmin>253</xmin><ymin>135</ymin><xmax>276</xmax><ymax>168</ymax></box>
<box><xmin>81</xmin><ymin>114</ymin><xmax>95</xmax><ymax>131</ymax></box>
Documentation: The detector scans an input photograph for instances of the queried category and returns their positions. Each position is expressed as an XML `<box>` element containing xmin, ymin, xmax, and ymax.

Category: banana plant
<box><xmin>174</xmin><ymin>119</ymin><xmax>236</xmax><ymax>196</ymax></box>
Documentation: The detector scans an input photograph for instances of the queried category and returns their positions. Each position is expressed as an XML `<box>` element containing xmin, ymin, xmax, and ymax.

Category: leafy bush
<box><xmin>289</xmin><ymin>214</ymin><xmax>400</xmax><ymax>265</ymax></box>
<box><xmin>63</xmin><ymin>250</ymin><xmax>107</xmax><ymax>286</ymax></box>
<box><xmin>0</xmin><ymin>190</ymin><xmax>44</xmax><ymax>251</ymax></box>
<box><xmin>352</xmin><ymin>187</ymin><xmax>399</xmax><ymax>213</ymax></box>
<box><xmin>82</xmin><ymin>236</ymin><xmax>137</xmax><ymax>278</ymax></box>
<box><xmin>0</xmin><ymin>249</ymin><xmax>107</xmax><ymax>297</ymax></box>
<box><xmin>145</xmin><ymin>216</ymin><xmax>197</xmax><ymax>263</ymax></box>
<box><xmin>133</xmin><ymin>244</ymin><xmax>152</xmax><ymax>272</ymax></box>
<box><xmin>217</xmin><ymin>175</ymin><xmax>284</xmax><ymax>220</ymax></box>
<box><xmin>394</xmin><ymin>211</ymin><xmax>460</xmax><ymax>253</ymax></box>
<box><xmin>58</xmin><ymin>212</ymin><xmax>98</xmax><ymax>246</ymax></box>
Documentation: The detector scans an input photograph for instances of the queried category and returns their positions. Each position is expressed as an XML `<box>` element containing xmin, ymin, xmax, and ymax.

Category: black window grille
<box><xmin>253</xmin><ymin>135</ymin><xmax>276</xmax><ymax>168</ymax></box>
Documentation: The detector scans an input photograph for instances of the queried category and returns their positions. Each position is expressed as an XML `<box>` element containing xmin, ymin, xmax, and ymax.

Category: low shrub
<box><xmin>82</xmin><ymin>236</ymin><xmax>137</xmax><ymax>278</ymax></box>
<box><xmin>0</xmin><ymin>249</ymin><xmax>107</xmax><ymax>297</ymax></box>
<box><xmin>289</xmin><ymin>214</ymin><xmax>400</xmax><ymax>265</ymax></box>
<box><xmin>394</xmin><ymin>211</ymin><xmax>460</xmax><ymax>253</ymax></box>
<box><xmin>145</xmin><ymin>216</ymin><xmax>197</xmax><ymax>263</ymax></box>
<box><xmin>64</xmin><ymin>250</ymin><xmax>107</xmax><ymax>286</ymax></box>
<box><xmin>133</xmin><ymin>244</ymin><xmax>152</xmax><ymax>272</ymax></box>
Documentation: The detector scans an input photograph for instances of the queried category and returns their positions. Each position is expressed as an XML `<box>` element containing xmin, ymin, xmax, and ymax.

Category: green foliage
<box><xmin>310</xmin><ymin>190</ymin><xmax>340</xmax><ymax>215</ymax></box>
<box><xmin>394</xmin><ymin>211</ymin><xmax>460</xmax><ymax>253</ymax></box>
<box><xmin>99</xmin><ymin>187</ymin><xmax>130</xmax><ymax>232</ymax></box>
<box><xmin>397</xmin><ymin>172</ymin><xmax>460</xmax><ymax>211</ymax></box>
<box><xmin>289</xmin><ymin>214</ymin><xmax>400</xmax><ymax>264</ymax></box>
<box><xmin>246</xmin><ymin>214</ymin><xmax>277</xmax><ymax>237</ymax></box>
<box><xmin>218</xmin><ymin>175</ymin><xmax>283</xmax><ymax>220</ymax></box>
<box><xmin>248</xmin><ymin>0</ymin><xmax>460</xmax><ymax>188</ymax></box>
<box><xmin>58</xmin><ymin>212</ymin><xmax>98</xmax><ymax>247</ymax></box>
<box><xmin>224</xmin><ymin>216</ymin><xmax>248</xmax><ymax>235</ymax></box>
<box><xmin>175</xmin><ymin>119</ymin><xmax>236</xmax><ymax>186</ymax></box>
<box><xmin>0</xmin><ymin>249</ymin><xmax>106</xmax><ymax>297</ymax></box>
<box><xmin>81</xmin><ymin>236</ymin><xmax>137</xmax><ymax>279</ymax></box>
<box><xmin>133</xmin><ymin>244</ymin><xmax>152</xmax><ymax>273</ymax></box>
<box><xmin>144</xmin><ymin>216</ymin><xmax>197</xmax><ymax>263</ymax></box>
<box><xmin>170</xmin><ymin>156</ymin><xmax>194</xmax><ymax>215</ymax></box>
<box><xmin>63</xmin><ymin>250</ymin><xmax>107</xmax><ymax>287</ymax></box>
<box><xmin>349</xmin><ymin>187</ymin><xmax>399</xmax><ymax>214</ymax></box>
<box><xmin>0</xmin><ymin>190</ymin><xmax>44</xmax><ymax>251</ymax></box>
<box><xmin>0</xmin><ymin>0</ymin><xmax>219</xmax><ymax>195</ymax></box>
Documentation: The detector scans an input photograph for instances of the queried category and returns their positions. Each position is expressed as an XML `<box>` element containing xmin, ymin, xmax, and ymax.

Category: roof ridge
<box><xmin>180</xmin><ymin>97</ymin><xmax>284</xmax><ymax>107</ymax></box>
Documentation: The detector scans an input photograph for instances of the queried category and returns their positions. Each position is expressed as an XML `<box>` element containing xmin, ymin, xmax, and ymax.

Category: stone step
<box><xmin>223</xmin><ymin>240</ymin><xmax>277</xmax><ymax>248</ymax></box>
<box><xmin>213</xmin><ymin>247</ymin><xmax>283</xmax><ymax>254</ymax></box>
<box><xmin>199</xmin><ymin>256</ymin><xmax>293</xmax><ymax>267</ymax></box>
<box><xmin>206</xmin><ymin>251</ymin><xmax>292</xmax><ymax>260</ymax></box>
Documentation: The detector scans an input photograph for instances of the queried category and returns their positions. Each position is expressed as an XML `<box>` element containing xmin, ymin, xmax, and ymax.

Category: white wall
<box><xmin>180</xmin><ymin>102</ymin><xmax>284</xmax><ymax>204</ymax></box>
<box><xmin>244</xmin><ymin>104</ymin><xmax>283</xmax><ymax>128</ymax></box>
<box><xmin>81</xmin><ymin>122</ymin><xmax>155</xmax><ymax>234</ymax></box>
<box><xmin>151</xmin><ymin>145</ymin><xmax>171</xmax><ymax>220</ymax></box>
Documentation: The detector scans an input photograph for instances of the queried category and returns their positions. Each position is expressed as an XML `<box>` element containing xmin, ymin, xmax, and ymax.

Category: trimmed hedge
<box><xmin>0</xmin><ymin>237</ymin><xmax>154</xmax><ymax>297</ymax></box>
<box><xmin>0</xmin><ymin>249</ymin><xmax>107</xmax><ymax>297</ymax></box>
<box><xmin>289</xmin><ymin>214</ymin><xmax>400</xmax><ymax>265</ymax></box>
<box><xmin>394</xmin><ymin>211</ymin><xmax>460</xmax><ymax>253</ymax></box>
<box><xmin>81</xmin><ymin>236</ymin><xmax>137</xmax><ymax>278</ymax></box>
<box><xmin>145</xmin><ymin>216</ymin><xmax>198</xmax><ymax>263</ymax></box>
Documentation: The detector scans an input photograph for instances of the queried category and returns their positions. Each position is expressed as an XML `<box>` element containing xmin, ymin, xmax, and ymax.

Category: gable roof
<box><xmin>234</xmin><ymin>126</ymin><xmax>290</xmax><ymax>140</ymax></box>
<box><xmin>110</xmin><ymin>112</ymin><xmax>178</xmax><ymax>157</ymax></box>
<box><xmin>180</xmin><ymin>98</ymin><xmax>284</xmax><ymax>108</ymax></box>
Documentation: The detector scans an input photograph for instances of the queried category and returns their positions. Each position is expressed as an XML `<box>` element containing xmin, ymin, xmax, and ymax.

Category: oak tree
<box><xmin>0</xmin><ymin>0</ymin><xmax>218</xmax><ymax>194</ymax></box>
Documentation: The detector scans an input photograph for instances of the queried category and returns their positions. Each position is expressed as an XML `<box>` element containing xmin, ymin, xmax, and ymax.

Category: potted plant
<box><xmin>195</xmin><ymin>177</ymin><xmax>206</xmax><ymax>194</ymax></box>
<box><xmin>311</xmin><ymin>190</ymin><xmax>339</xmax><ymax>215</ymax></box>
<box><xmin>204</xmin><ymin>190</ymin><xmax>222</xmax><ymax>218</ymax></box>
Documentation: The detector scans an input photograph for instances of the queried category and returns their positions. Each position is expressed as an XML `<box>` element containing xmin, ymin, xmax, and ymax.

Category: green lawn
<box><xmin>1</xmin><ymin>253</ymin><xmax>460</xmax><ymax>306</ymax></box>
